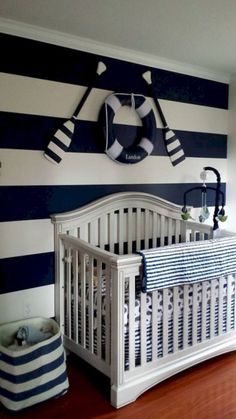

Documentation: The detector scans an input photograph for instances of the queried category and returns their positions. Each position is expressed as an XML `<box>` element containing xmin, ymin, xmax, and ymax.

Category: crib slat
<box><xmin>66</xmin><ymin>247</ymin><xmax>72</xmax><ymax>340</ymax></box>
<box><xmin>168</xmin><ymin>218</ymin><xmax>172</xmax><ymax>245</ymax></box>
<box><xmin>118</xmin><ymin>210</ymin><xmax>124</xmax><ymax>255</ymax></box>
<box><xmin>192</xmin><ymin>283</ymin><xmax>198</xmax><ymax>345</ymax></box>
<box><xmin>141</xmin><ymin>291</ymin><xmax>147</xmax><ymax>365</ymax></box>
<box><xmin>227</xmin><ymin>275</ymin><xmax>232</xmax><ymax>332</ymax></box>
<box><xmin>96</xmin><ymin>260</ymin><xmax>102</xmax><ymax>359</ymax></box>
<box><xmin>136</xmin><ymin>208</ymin><xmax>141</xmax><ymax>251</ymax></box>
<box><xmin>163</xmin><ymin>289</ymin><xmax>169</xmax><ymax>356</ymax></box>
<box><xmin>68</xmin><ymin>228</ymin><xmax>77</xmax><ymax>237</ymax></box>
<box><xmin>144</xmin><ymin>210</ymin><xmax>150</xmax><ymax>249</ymax></box>
<box><xmin>175</xmin><ymin>220</ymin><xmax>181</xmax><ymax>244</ymax></box>
<box><xmin>160</xmin><ymin>215</ymin><xmax>165</xmax><ymax>247</ymax></box>
<box><xmin>88</xmin><ymin>256</ymin><xmax>94</xmax><ymax>351</ymax></box>
<box><xmin>128</xmin><ymin>275</ymin><xmax>136</xmax><ymax>370</ymax></box>
<box><xmin>183</xmin><ymin>285</ymin><xmax>189</xmax><ymax>349</ymax></box>
<box><xmin>152</xmin><ymin>291</ymin><xmax>158</xmax><ymax>360</ymax></box>
<box><xmin>109</xmin><ymin>212</ymin><xmax>115</xmax><ymax>253</ymax></box>
<box><xmin>232</xmin><ymin>274</ymin><xmax>236</xmax><ymax>330</ymax></box>
<box><xmin>105</xmin><ymin>265</ymin><xmax>111</xmax><ymax>363</ymax></box>
<box><xmin>99</xmin><ymin>215</ymin><xmax>108</xmax><ymax>250</ymax></box>
<box><xmin>152</xmin><ymin>212</ymin><xmax>158</xmax><ymax>248</ymax></box>
<box><xmin>210</xmin><ymin>280</ymin><xmax>217</xmax><ymax>339</ymax></box>
<box><xmin>72</xmin><ymin>249</ymin><xmax>79</xmax><ymax>344</ymax></box>
<box><xmin>79</xmin><ymin>225</ymin><xmax>88</xmax><ymax>241</ymax></box>
<box><xmin>201</xmin><ymin>281</ymin><xmax>207</xmax><ymax>341</ymax></box>
<box><xmin>89</xmin><ymin>220</ymin><xmax>98</xmax><ymax>245</ymax></box>
<box><xmin>173</xmin><ymin>286</ymin><xmax>179</xmax><ymax>353</ymax></box>
<box><xmin>128</xmin><ymin>209</ymin><xmax>133</xmax><ymax>254</ymax></box>
<box><xmin>218</xmin><ymin>277</ymin><xmax>224</xmax><ymax>335</ymax></box>
<box><xmin>80</xmin><ymin>253</ymin><xmax>86</xmax><ymax>348</ymax></box>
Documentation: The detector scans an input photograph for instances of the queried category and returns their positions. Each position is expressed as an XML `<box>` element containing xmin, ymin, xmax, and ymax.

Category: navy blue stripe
<box><xmin>1</xmin><ymin>34</ymin><xmax>228</xmax><ymax>109</ymax></box>
<box><xmin>165</xmin><ymin>134</ymin><xmax>178</xmax><ymax>145</ymax></box>
<box><xmin>168</xmin><ymin>144</ymin><xmax>183</xmax><ymax>156</ymax></box>
<box><xmin>0</xmin><ymin>183</ymin><xmax>226</xmax><ymax>222</ymax></box>
<box><xmin>172</xmin><ymin>154</ymin><xmax>186</xmax><ymax>166</ymax></box>
<box><xmin>0</xmin><ymin>112</ymin><xmax>227</xmax><ymax>158</ymax></box>
<box><xmin>0</xmin><ymin>336</ymin><xmax>62</xmax><ymax>365</ymax></box>
<box><xmin>0</xmin><ymin>370</ymin><xmax>67</xmax><ymax>402</ymax></box>
<box><xmin>59</xmin><ymin>122</ymin><xmax>74</xmax><ymax>138</ymax></box>
<box><xmin>0</xmin><ymin>353</ymin><xmax>65</xmax><ymax>384</ymax></box>
<box><xmin>50</xmin><ymin>136</ymin><xmax>69</xmax><ymax>152</ymax></box>
<box><xmin>44</xmin><ymin>147</ymin><xmax>61</xmax><ymax>163</ymax></box>
<box><xmin>0</xmin><ymin>252</ymin><xmax>54</xmax><ymax>294</ymax></box>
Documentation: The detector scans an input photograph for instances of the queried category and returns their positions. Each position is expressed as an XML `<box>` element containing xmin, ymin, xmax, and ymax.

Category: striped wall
<box><xmin>0</xmin><ymin>33</ymin><xmax>228</xmax><ymax>324</ymax></box>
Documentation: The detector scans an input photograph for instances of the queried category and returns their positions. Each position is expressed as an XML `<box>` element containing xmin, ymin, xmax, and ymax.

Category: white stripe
<box><xmin>63</xmin><ymin>119</ymin><xmax>74</xmax><ymax>132</ymax></box>
<box><xmin>165</xmin><ymin>129</ymin><xmax>175</xmax><ymax>140</ymax></box>
<box><xmin>170</xmin><ymin>149</ymin><xmax>185</xmax><ymax>162</ymax></box>
<box><xmin>0</xmin><ymin>219</ymin><xmax>53</xmax><ymax>258</ymax></box>
<box><xmin>1</xmin><ymin>359</ymin><xmax>66</xmax><ymax>392</ymax></box>
<box><xmin>43</xmin><ymin>152</ymin><xmax>58</xmax><ymax>164</ymax></box>
<box><xmin>0</xmin><ymin>285</ymin><xmax>54</xmax><ymax>324</ymax></box>
<box><xmin>54</xmin><ymin>129</ymin><xmax>72</xmax><ymax>147</ymax></box>
<box><xmin>106</xmin><ymin>139</ymin><xmax>123</xmax><ymax>159</ymax></box>
<box><xmin>0</xmin><ymin>381</ymin><xmax>68</xmax><ymax>412</ymax></box>
<box><xmin>158</xmin><ymin>98</ymin><xmax>228</xmax><ymax>134</ymax></box>
<box><xmin>105</xmin><ymin>94</ymin><xmax>121</xmax><ymax>113</ymax></box>
<box><xmin>47</xmin><ymin>141</ymin><xmax>65</xmax><ymax>158</ymax></box>
<box><xmin>0</xmin><ymin>149</ymin><xmax>227</xmax><ymax>185</ymax></box>
<box><xmin>138</xmin><ymin>137</ymin><xmax>154</xmax><ymax>155</ymax></box>
<box><xmin>136</xmin><ymin>99</ymin><xmax>152</xmax><ymax>119</ymax></box>
<box><xmin>0</xmin><ymin>73</ymin><xmax>228</xmax><ymax>134</ymax></box>
<box><xmin>166</xmin><ymin>139</ymin><xmax>181</xmax><ymax>152</ymax></box>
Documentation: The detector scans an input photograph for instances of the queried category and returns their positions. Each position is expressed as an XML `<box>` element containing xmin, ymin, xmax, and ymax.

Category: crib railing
<box><xmin>58</xmin><ymin>231</ymin><xmax>236</xmax><ymax>407</ymax></box>
<box><xmin>59</xmin><ymin>234</ymin><xmax>120</xmax><ymax>376</ymax></box>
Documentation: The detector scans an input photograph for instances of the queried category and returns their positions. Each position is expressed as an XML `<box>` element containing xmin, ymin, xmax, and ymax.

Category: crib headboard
<box><xmin>51</xmin><ymin>192</ymin><xmax>213</xmax><ymax>254</ymax></box>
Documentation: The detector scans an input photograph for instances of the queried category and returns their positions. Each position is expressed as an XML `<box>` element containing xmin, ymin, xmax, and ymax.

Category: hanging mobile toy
<box><xmin>199</xmin><ymin>170</ymin><xmax>210</xmax><ymax>223</ymax></box>
<box><xmin>181</xmin><ymin>207</ymin><xmax>194</xmax><ymax>221</ymax></box>
<box><xmin>181</xmin><ymin>167</ymin><xmax>228</xmax><ymax>231</ymax></box>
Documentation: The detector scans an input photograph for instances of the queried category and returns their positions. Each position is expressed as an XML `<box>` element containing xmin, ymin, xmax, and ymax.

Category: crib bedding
<box><xmin>139</xmin><ymin>236</ymin><xmax>236</xmax><ymax>292</ymax></box>
<box><xmin>68</xmin><ymin>275</ymin><xmax>235</xmax><ymax>368</ymax></box>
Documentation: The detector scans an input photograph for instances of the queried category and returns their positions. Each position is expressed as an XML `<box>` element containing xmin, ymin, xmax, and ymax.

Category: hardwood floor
<box><xmin>1</xmin><ymin>351</ymin><xmax>236</xmax><ymax>418</ymax></box>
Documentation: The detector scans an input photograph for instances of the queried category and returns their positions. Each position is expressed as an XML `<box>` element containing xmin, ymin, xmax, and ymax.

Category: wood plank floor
<box><xmin>1</xmin><ymin>351</ymin><xmax>236</xmax><ymax>418</ymax></box>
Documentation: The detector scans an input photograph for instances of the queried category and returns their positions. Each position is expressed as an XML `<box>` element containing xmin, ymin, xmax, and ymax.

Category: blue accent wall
<box><xmin>0</xmin><ymin>33</ymin><xmax>228</xmax><ymax>298</ymax></box>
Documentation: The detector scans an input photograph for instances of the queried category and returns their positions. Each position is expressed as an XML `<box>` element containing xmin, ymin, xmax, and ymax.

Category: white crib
<box><xmin>51</xmin><ymin>192</ymin><xmax>236</xmax><ymax>408</ymax></box>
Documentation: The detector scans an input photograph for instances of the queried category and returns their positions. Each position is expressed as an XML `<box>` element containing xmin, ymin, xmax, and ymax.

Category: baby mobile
<box><xmin>181</xmin><ymin>166</ymin><xmax>227</xmax><ymax>232</ymax></box>
<box><xmin>43</xmin><ymin>61</ymin><xmax>186</xmax><ymax>167</ymax></box>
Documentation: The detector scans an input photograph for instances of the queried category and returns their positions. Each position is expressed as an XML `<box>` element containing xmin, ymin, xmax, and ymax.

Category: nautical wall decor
<box><xmin>44</xmin><ymin>61</ymin><xmax>107</xmax><ymax>164</ymax></box>
<box><xmin>142</xmin><ymin>71</ymin><xmax>185</xmax><ymax>166</ymax></box>
<box><xmin>102</xmin><ymin>93</ymin><xmax>156</xmax><ymax>164</ymax></box>
<box><xmin>1</xmin><ymin>33</ymin><xmax>228</xmax><ymax>324</ymax></box>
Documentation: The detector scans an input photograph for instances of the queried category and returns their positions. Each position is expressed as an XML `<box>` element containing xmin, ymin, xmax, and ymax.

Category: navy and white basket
<box><xmin>0</xmin><ymin>317</ymin><xmax>69</xmax><ymax>411</ymax></box>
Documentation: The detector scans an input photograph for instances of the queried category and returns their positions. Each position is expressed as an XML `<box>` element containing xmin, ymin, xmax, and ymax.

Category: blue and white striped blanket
<box><xmin>138</xmin><ymin>236</ymin><xmax>236</xmax><ymax>292</ymax></box>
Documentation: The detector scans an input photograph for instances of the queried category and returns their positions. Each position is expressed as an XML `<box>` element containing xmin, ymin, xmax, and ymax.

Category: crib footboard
<box><xmin>111</xmin><ymin>269</ymin><xmax>236</xmax><ymax>408</ymax></box>
<box><xmin>56</xmin><ymin>234</ymin><xmax>236</xmax><ymax>409</ymax></box>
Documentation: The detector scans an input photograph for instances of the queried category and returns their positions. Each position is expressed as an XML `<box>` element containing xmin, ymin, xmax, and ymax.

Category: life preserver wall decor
<box><xmin>102</xmin><ymin>93</ymin><xmax>156</xmax><ymax>164</ymax></box>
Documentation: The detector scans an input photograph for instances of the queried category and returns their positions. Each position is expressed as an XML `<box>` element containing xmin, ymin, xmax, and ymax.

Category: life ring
<box><xmin>102</xmin><ymin>93</ymin><xmax>156</xmax><ymax>164</ymax></box>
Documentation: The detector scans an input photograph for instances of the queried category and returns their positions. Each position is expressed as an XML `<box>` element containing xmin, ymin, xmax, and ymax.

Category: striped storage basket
<box><xmin>0</xmin><ymin>317</ymin><xmax>69</xmax><ymax>411</ymax></box>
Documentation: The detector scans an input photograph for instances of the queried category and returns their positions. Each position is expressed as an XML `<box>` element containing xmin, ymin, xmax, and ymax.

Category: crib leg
<box><xmin>110</xmin><ymin>384</ymin><xmax>137</xmax><ymax>409</ymax></box>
